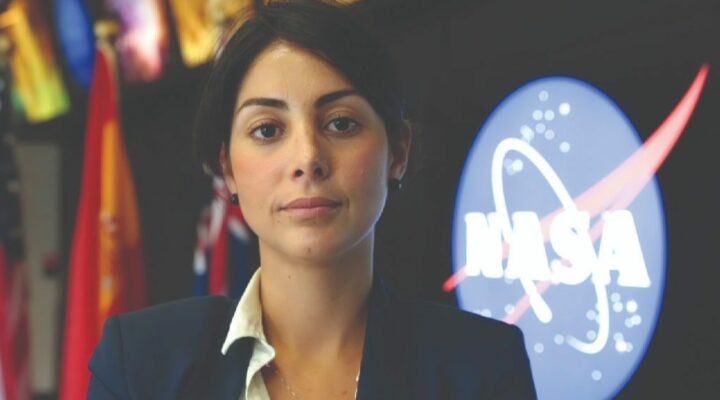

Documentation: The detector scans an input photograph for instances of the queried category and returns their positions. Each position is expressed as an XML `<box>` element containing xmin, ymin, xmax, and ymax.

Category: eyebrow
<box><xmin>234</xmin><ymin>89</ymin><xmax>360</xmax><ymax>115</ymax></box>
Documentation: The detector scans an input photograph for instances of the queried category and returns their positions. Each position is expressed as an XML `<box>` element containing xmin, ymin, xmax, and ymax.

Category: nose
<box><xmin>291</xmin><ymin>123</ymin><xmax>330</xmax><ymax>182</ymax></box>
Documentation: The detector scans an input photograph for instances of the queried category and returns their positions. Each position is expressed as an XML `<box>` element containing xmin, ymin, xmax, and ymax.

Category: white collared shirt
<box><xmin>221</xmin><ymin>267</ymin><xmax>362</xmax><ymax>400</ymax></box>
<box><xmin>221</xmin><ymin>268</ymin><xmax>274</xmax><ymax>400</ymax></box>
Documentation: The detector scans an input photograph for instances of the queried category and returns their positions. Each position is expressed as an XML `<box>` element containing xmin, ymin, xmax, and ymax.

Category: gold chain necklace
<box><xmin>264</xmin><ymin>361</ymin><xmax>360</xmax><ymax>400</ymax></box>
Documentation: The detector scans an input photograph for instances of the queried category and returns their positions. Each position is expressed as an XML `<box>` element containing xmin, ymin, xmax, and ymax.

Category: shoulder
<box><xmin>390</xmin><ymin>297</ymin><xmax>537</xmax><ymax>399</ymax></box>
<box><xmin>106</xmin><ymin>295</ymin><xmax>237</xmax><ymax>360</ymax></box>
<box><xmin>400</xmin><ymin>297</ymin><xmax>524</xmax><ymax>349</ymax></box>
<box><xmin>114</xmin><ymin>295</ymin><xmax>236</xmax><ymax>337</ymax></box>
<box><xmin>88</xmin><ymin>296</ymin><xmax>238</xmax><ymax>399</ymax></box>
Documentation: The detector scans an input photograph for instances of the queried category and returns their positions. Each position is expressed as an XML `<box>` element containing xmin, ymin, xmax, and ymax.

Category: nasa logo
<box><xmin>449</xmin><ymin>67</ymin><xmax>708</xmax><ymax>399</ymax></box>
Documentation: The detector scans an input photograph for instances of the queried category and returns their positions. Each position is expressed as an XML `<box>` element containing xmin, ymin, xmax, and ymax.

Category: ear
<box><xmin>389</xmin><ymin>120</ymin><xmax>412</xmax><ymax>180</ymax></box>
<box><xmin>219</xmin><ymin>143</ymin><xmax>238</xmax><ymax>194</ymax></box>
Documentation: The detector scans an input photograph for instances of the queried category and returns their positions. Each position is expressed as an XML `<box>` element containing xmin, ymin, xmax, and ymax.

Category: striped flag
<box><xmin>0</xmin><ymin>53</ymin><xmax>30</xmax><ymax>400</ymax></box>
<box><xmin>60</xmin><ymin>42</ymin><xmax>146</xmax><ymax>400</ymax></box>
<box><xmin>193</xmin><ymin>177</ymin><xmax>254</xmax><ymax>297</ymax></box>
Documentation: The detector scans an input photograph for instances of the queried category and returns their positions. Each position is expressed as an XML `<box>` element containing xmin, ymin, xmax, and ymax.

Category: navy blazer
<box><xmin>88</xmin><ymin>277</ymin><xmax>537</xmax><ymax>399</ymax></box>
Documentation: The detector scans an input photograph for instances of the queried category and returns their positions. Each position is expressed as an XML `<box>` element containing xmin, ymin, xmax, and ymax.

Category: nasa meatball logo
<box><xmin>448</xmin><ymin>66</ymin><xmax>708</xmax><ymax>399</ymax></box>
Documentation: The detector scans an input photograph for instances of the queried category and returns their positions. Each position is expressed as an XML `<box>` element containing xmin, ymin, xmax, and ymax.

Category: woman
<box><xmin>88</xmin><ymin>1</ymin><xmax>537</xmax><ymax>399</ymax></box>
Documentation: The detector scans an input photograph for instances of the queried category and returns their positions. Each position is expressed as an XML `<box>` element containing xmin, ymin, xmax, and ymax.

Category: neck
<box><xmin>257</xmin><ymin>232</ymin><xmax>374</xmax><ymax>363</ymax></box>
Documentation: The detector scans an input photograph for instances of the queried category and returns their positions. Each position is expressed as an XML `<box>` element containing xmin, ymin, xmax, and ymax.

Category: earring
<box><xmin>229</xmin><ymin>193</ymin><xmax>239</xmax><ymax>205</ymax></box>
<box><xmin>388</xmin><ymin>178</ymin><xmax>403</xmax><ymax>191</ymax></box>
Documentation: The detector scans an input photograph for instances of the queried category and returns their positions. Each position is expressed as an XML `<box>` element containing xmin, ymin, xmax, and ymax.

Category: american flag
<box><xmin>0</xmin><ymin>53</ymin><xmax>30</xmax><ymax>400</ymax></box>
<box><xmin>193</xmin><ymin>177</ymin><xmax>255</xmax><ymax>297</ymax></box>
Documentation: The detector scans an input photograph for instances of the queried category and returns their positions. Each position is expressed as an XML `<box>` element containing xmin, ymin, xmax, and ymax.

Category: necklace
<box><xmin>264</xmin><ymin>361</ymin><xmax>360</xmax><ymax>400</ymax></box>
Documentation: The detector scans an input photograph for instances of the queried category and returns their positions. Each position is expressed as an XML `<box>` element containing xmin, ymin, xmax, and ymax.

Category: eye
<box><xmin>326</xmin><ymin>116</ymin><xmax>359</xmax><ymax>134</ymax></box>
<box><xmin>250</xmin><ymin>123</ymin><xmax>282</xmax><ymax>141</ymax></box>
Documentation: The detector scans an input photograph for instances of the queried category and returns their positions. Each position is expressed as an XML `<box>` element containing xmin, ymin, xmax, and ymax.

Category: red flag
<box><xmin>0</xmin><ymin>246</ymin><xmax>30</xmax><ymax>400</ymax></box>
<box><xmin>60</xmin><ymin>42</ymin><xmax>146</xmax><ymax>400</ymax></box>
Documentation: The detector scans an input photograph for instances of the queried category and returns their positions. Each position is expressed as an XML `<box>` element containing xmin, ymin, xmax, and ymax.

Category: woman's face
<box><xmin>222</xmin><ymin>42</ymin><xmax>409</xmax><ymax>262</ymax></box>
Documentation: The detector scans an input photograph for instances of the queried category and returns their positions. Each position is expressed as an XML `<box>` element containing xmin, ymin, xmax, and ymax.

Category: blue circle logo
<box><xmin>450</xmin><ymin>69</ymin><xmax>707</xmax><ymax>399</ymax></box>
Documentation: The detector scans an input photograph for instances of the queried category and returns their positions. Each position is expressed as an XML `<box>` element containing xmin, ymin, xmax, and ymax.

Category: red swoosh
<box><xmin>444</xmin><ymin>64</ymin><xmax>710</xmax><ymax>324</ymax></box>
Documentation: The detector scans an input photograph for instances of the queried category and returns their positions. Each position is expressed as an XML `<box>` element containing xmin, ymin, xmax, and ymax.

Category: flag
<box><xmin>54</xmin><ymin>0</ymin><xmax>95</xmax><ymax>88</ymax></box>
<box><xmin>0</xmin><ymin>50</ymin><xmax>30</xmax><ymax>400</ymax></box>
<box><xmin>106</xmin><ymin>0</ymin><xmax>170</xmax><ymax>82</ymax></box>
<box><xmin>2</xmin><ymin>0</ymin><xmax>70</xmax><ymax>123</ymax></box>
<box><xmin>168</xmin><ymin>0</ymin><xmax>250</xmax><ymax>68</ymax></box>
<box><xmin>60</xmin><ymin>42</ymin><xmax>146</xmax><ymax>400</ymax></box>
<box><xmin>193</xmin><ymin>177</ymin><xmax>254</xmax><ymax>297</ymax></box>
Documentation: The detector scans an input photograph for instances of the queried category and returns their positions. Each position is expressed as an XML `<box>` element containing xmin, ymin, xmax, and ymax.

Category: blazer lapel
<box><xmin>210</xmin><ymin>337</ymin><xmax>254</xmax><ymax>400</ymax></box>
<box><xmin>356</xmin><ymin>275</ymin><xmax>412</xmax><ymax>400</ymax></box>
<box><xmin>179</xmin><ymin>299</ymin><xmax>253</xmax><ymax>400</ymax></box>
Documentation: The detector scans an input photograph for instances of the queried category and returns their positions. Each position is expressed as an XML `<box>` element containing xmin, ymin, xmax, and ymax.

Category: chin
<box><xmin>283</xmin><ymin>230</ymin><xmax>370</xmax><ymax>263</ymax></box>
<box><xmin>287</xmin><ymin>241</ymin><xmax>349</xmax><ymax>261</ymax></box>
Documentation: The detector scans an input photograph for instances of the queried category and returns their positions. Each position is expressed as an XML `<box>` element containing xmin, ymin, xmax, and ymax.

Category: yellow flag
<box><xmin>2</xmin><ymin>0</ymin><xmax>70</xmax><ymax>123</ymax></box>
<box><xmin>169</xmin><ymin>0</ymin><xmax>250</xmax><ymax>67</ymax></box>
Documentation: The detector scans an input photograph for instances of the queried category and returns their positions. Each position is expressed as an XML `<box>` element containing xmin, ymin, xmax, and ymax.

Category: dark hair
<box><xmin>194</xmin><ymin>0</ymin><xmax>406</xmax><ymax>175</ymax></box>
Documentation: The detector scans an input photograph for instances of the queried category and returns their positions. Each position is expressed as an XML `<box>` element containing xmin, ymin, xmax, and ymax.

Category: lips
<box><xmin>282</xmin><ymin>197</ymin><xmax>340</xmax><ymax>210</ymax></box>
<box><xmin>281</xmin><ymin>197</ymin><xmax>341</xmax><ymax>219</ymax></box>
